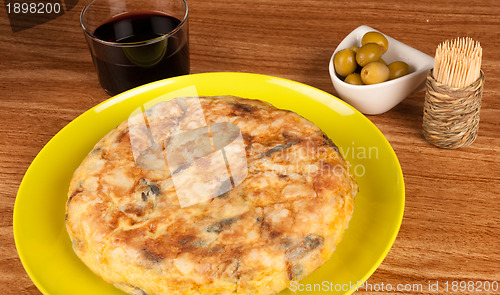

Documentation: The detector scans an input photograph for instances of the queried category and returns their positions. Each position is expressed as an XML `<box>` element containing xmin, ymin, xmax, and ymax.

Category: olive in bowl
<box><xmin>329</xmin><ymin>25</ymin><xmax>434</xmax><ymax>114</ymax></box>
<box><xmin>334</xmin><ymin>31</ymin><xmax>410</xmax><ymax>85</ymax></box>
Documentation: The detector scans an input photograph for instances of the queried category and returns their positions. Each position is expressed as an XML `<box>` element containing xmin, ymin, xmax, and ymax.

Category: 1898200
<box><xmin>6</xmin><ymin>2</ymin><xmax>62</xmax><ymax>14</ymax></box>
<box><xmin>442</xmin><ymin>281</ymin><xmax>498</xmax><ymax>292</ymax></box>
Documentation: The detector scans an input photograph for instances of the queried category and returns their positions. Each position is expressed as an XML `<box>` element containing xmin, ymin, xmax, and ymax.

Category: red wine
<box><xmin>88</xmin><ymin>11</ymin><xmax>189</xmax><ymax>95</ymax></box>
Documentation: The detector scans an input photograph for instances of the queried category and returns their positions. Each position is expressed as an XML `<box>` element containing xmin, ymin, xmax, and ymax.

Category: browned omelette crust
<box><xmin>65</xmin><ymin>96</ymin><xmax>357</xmax><ymax>295</ymax></box>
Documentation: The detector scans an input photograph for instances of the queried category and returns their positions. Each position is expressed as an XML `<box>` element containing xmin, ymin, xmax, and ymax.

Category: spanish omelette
<box><xmin>65</xmin><ymin>95</ymin><xmax>357</xmax><ymax>295</ymax></box>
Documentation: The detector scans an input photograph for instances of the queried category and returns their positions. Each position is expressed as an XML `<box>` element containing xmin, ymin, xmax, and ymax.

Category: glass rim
<box><xmin>80</xmin><ymin>0</ymin><xmax>188</xmax><ymax>47</ymax></box>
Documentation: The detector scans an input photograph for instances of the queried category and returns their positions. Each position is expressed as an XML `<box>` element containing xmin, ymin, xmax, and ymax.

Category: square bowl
<box><xmin>329</xmin><ymin>25</ymin><xmax>434</xmax><ymax>115</ymax></box>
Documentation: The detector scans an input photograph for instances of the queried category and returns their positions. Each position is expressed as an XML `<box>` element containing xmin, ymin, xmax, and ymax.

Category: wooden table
<box><xmin>1</xmin><ymin>0</ymin><xmax>499</xmax><ymax>294</ymax></box>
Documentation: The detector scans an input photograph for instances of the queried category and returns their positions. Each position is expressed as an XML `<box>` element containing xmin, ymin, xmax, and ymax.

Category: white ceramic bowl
<box><xmin>329</xmin><ymin>25</ymin><xmax>434</xmax><ymax>115</ymax></box>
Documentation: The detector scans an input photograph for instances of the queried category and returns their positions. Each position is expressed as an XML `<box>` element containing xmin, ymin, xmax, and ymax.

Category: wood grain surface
<box><xmin>1</xmin><ymin>0</ymin><xmax>499</xmax><ymax>294</ymax></box>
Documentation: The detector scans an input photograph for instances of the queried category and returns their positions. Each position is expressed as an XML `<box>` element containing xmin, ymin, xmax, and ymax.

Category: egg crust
<box><xmin>65</xmin><ymin>96</ymin><xmax>357</xmax><ymax>295</ymax></box>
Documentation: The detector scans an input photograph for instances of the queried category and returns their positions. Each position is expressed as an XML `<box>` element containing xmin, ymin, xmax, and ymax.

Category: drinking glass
<box><xmin>81</xmin><ymin>0</ymin><xmax>189</xmax><ymax>95</ymax></box>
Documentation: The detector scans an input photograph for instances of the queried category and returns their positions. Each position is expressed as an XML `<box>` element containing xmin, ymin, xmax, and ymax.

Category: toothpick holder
<box><xmin>422</xmin><ymin>69</ymin><xmax>485</xmax><ymax>149</ymax></box>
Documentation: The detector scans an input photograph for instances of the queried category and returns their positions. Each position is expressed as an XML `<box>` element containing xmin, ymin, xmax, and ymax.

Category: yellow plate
<box><xmin>14</xmin><ymin>72</ymin><xmax>404</xmax><ymax>295</ymax></box>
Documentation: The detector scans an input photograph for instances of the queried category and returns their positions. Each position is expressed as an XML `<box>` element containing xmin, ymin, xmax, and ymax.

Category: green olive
<box><xmin>378</xmin><ymin>59</ymin><xmax>387</xmax><ymax>65</ymax></box>
<box><xmin>344</xmin><ymin>73</ymin><xmax>364</xmax><ymax>85</ymax></box>
<box><xmin>361</xmin><ymin>31</ymin><xmax>389</xmax><ymax>54</ymax></box>
<box><xmin>388</xmin><ymin>61</ymin><xmax>411</xmax><ymax>80</ymax></box>
<box><xmin>356</xmin><ymin>43</ymin><xmax>382</xmax><ymax>67</ymax></box>
<box><xmin>334</xmin><ymin>49</ymin><xmax>357</xmax><ymax>77</ymax></box>
<box><xmin>349</xmin><ymin>46</ymin><xmax>360</xmax><ymax>53</ymax></box>
<box><xmin>360</xmin><ymin>62</ymin><xmax>390</xmax><ymax>85</ymax></box>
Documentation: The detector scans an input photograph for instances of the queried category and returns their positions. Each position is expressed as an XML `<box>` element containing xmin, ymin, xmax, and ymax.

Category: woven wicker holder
<box><xmin>422</xmin><ymin>69</ymin><xmax>485</xmax><ymax>149</ymax></box>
